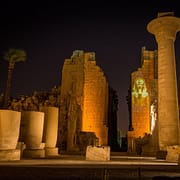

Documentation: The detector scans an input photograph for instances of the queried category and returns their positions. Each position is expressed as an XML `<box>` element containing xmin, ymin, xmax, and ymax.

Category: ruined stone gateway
<box><xmin>58</xmin><ymin>50</ymin><xmax>119</xmax><ymax>152</ymax></box>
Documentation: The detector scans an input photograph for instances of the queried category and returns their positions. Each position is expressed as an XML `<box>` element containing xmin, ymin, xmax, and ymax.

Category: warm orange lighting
<box><xmin>128</xmin><ymin>47</ymin><xmax>157</xmax><ymax>154</ymax></box>
<box><xmin>81</xmin><ymin>57</ymin><xmax>108</xmax><ymax>146</ymax></box>
<box><xmin>59</xmin><ymin>50</ymin><xmax>109</xmax><ymax>150</ymax></box>
<box><xmin>131</xmin><ymin>76</ymin><xmax>150</xmax><ymax>137</ymax></box>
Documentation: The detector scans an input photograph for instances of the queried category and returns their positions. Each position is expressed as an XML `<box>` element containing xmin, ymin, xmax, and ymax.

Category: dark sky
<box><xmin>0</xmin><ymin>1</ymin><xmax>180</xmax><ymax>136</ymax></box>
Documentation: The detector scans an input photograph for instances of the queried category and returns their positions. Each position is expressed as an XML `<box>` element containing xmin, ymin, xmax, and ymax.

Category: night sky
<box><xmin>0</xmin><ymin>1</ymin><xmax>180</xmax><ymax>136</ymax></box>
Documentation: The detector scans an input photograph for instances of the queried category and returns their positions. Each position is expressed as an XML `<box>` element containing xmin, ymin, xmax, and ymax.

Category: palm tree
<box><xmin>3</xmin><ymin>48</ymin><xmax>26</xmax><ymax>108</ymax></box>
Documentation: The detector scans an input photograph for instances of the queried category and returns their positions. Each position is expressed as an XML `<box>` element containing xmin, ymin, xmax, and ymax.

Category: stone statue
<box><xmin>150</xmin><ymin>99</ymin><xmax>158</xmax><ymax>134</ymax></box>
<box><xmin>66</xmin><ymin>92</ymin><xmax>81</xmax><ymax>150</ymax></box>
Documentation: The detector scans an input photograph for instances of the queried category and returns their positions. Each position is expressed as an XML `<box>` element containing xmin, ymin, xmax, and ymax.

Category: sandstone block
<box><xmin>85</xmin><ymin>145</ymin><xmax>110</xmax><ymax>161</ymax></box>
<box><xmin>166</xmin><ymin>145</ymin><xmax>180</xmax><ymax>162</ymax></box>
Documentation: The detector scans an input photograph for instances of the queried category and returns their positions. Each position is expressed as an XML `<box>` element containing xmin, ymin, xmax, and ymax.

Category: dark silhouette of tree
<box><xmin>3</xmin><ymin>48</ymin><xmax>26</xmax><ymax>108</ymax></box>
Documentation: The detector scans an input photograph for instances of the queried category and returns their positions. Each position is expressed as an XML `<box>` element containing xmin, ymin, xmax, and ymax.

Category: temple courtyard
<box><xmin>0</xmin><ymin>153</ymin><xmax>180</xmax><ymax>179</ymax></box>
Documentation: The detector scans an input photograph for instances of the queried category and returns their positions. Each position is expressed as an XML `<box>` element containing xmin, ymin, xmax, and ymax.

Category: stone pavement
<box><xmin>0</xmin><ymin>155</ymin><xmax>180</xmax><ymax>179</ymax></box>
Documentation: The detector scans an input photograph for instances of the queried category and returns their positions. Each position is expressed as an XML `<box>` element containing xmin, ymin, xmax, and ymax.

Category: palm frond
<box><xmin>3</xmin><ymin>48</ymin><xmax>26</xmax><ymax>63</ymax></box>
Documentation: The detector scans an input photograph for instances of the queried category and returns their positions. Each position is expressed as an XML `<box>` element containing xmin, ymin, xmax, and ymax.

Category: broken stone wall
<box><xmin>82</xmin><ymin>52</ymin><xmax>108</xmax><ymax>146</ymax></box>
<box><xmin>58</xmin><ymin>50</ymin><xmax>84</xmax><ymax>151</ymax></box>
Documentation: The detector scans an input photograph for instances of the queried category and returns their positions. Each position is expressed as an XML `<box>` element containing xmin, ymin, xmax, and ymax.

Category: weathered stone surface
<box><xmin>21</xmin><ymin>111</ymin><xmax>45</xmax><ymax>158</ymax></box>
<box><xmin>40</xmin><ymin>106</ymin><xmax>59</xmax><ymax>148</ymax></box>
<box><xmin>23</xmin><ymin>149</ymin><xmax>45</xmax><ymax>158</ymax></box>
<box><xmin>58</xmin><ymin>50</ymin><xmax>85</xmax><ymax>151</ymax></box>
<box><xmin>22</xmin><ymin>111</ymin><xmax>44</xmax><ymax>149</ymax></box>
<box><xmin>147</xmin><ymin>12</ymin><xmax>180</xmax><ymax>149</ymax></box>
<box><xmin>82</xmin><ymin>53</ymin><xmax>108</xmax><ymax>146</ymax></box>
<box><xmin>128</xmin><ymin>13</ymin><xmax>180</xmax><ymax>156</ymax></box>
<box><xmin>85</xmin><ymin>145</ymin><xmax>110</xmax><ymax>161</ymax></box>
<box><xmin>16</xmin><ymin>142</ymin><xmax>26</xmax><ymax>158</ymax></box>
<box><xmin>0</xmin><ymin>149</ymin><xmax>20</xmax><ymax>161</ymax></box>
<box><xmin>128</xmin><ymin>47</ymin><xmax>158</xmax><ymax>155</ymax></box>
<box><xmin>166</xmin><ymin>145</ymin><xmax>180</xmax><ymax>162</ymax></box>
<box><xmin>45</xmin><ymin>147</ymin><xmax>59</xmax><ymax>157</ymax></box>
<box><xmin>58</xmin><ymin>50</ymin><xmax>109</xmax><ymax>151</ymax></box>
<box><xmin>0</xmin><ymin>110</ymin><xmax>21</xmax><ymax>150</ymax></box>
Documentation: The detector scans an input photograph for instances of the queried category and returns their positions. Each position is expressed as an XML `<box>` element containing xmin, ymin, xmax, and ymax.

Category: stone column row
<box><xmin>0</xmin><ymin>107</ymin><xmax>59</xmax><ymax>161</ymax></box>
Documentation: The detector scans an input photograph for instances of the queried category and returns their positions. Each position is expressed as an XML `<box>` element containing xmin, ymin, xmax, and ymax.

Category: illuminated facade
<box><xmin>127</xmin><ymin>46</ymin><xmax>158</xmax><ymax>154</ymax></box>
<box><xmin>128</xmin><ymin>13</ymin><xmax>180</xmax><ymax>157</ymax></box>
<box><xmin>82</xmin><ymin>52</ymin><xmax>109</xmax><ymax>146</ymax></box>
<box><xmin>58</xmin><ymin>50</ymin><xmax>109</xmax><ymax>151</ymax></box>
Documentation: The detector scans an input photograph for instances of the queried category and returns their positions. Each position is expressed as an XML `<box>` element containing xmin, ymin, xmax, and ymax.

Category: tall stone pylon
<box><xmin>147</xmin><ymin>12</ymin><xmax>180</xmax><ymax>150</ymax></box>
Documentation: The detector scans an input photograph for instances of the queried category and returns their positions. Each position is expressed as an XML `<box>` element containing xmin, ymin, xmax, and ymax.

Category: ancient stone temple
<box><xmin>128</xmin><ymin>12</ymin><xmax>180</xmax><ymax>159</ymax></box>
<box><xmin>147</xmin><ymin>12</ymin><xmax>180</xmax><ymax>161</ymax></box>
<box><xmin>147</xmin><ymin>12</ymin><xmax>180</xmax><ymax>150</ymax></box>
<box><xmin>58</xmin><ymin>50</ymin><xmax>109</xmax><ymax>151</ymax></box>
<box><xmin>127</xmin><ymin>46</ymin><xmax>158</xmax><ymax>155</ymax></box>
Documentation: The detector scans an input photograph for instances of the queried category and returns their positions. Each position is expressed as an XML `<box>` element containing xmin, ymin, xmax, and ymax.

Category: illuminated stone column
<box><xmin>22</xmin><ymin>111</ymin><xmax>45</xmax><ymax>158</ymax></box>
<box><xmin>0</xmin><ymin>110</ymin><xmax>21</xmax><ymax>161</ymax></box>
<box><xmin>40</xmin><ymin>106</ymin><xmax>59</xmax><ymax>156</ymax></box>
<box><xmin>147</xmin><ymin>12</ymin><xmax>180</xmax><ymax>149</ymax></box>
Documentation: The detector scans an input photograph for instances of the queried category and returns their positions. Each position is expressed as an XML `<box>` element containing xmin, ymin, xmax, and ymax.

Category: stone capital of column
<box><xmin>147</xmin><ymin>16</ymin><xmax>180</xmax><ymax>42</ymax></box>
